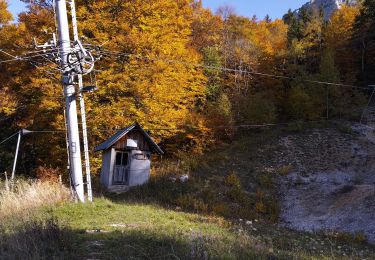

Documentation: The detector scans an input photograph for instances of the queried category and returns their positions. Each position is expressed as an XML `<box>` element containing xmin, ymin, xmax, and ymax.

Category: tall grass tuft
<box><xmin>0</xmin><ymin>179</ymin><xmax>71</xmax><ymax>219</ymax></box>
<box><xmin>0</xmin><ymin>180</ymin><xmax>73</xmax><ymax>258</ymax></box>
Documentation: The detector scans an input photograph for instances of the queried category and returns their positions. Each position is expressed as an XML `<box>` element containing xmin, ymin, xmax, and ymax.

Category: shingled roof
<box><xmin>94</xmin><ymin>123</ymin><xmax>164</xmax><ymax>154</ymax></box>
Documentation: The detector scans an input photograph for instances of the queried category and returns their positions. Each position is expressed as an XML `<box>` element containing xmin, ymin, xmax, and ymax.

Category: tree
<box><xmin>75</xmin><ymin>0</ymin><xmax>208</xmax><ymax>153</ymax></box>
<box><xmin>264</xmin><ymin>14</ymin><xmax>272</xmax><ymax>23</ymax></box>
<box><xmin>0</xmin><ymin>0</ymin><xmax>12</xmax><ymax>25</ymax></box>
<box><xmin>324</xmin><ymin>5</ymin><xmax>360</xmax><ymax>83</ymax></box>
<box><xmin>191</xmin><ymin>2</ymin><xmax>223</xmax><ymax>51</ymax></box>
<box><xmin>353</xmin><ymin>0</ymin><xmax>375</xmax><ymax>84</ymax></box>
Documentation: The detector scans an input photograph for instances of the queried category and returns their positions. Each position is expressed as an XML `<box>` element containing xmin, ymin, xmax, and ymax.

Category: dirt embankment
<box><xmin>275</xmin><ymin>125</ymin><xmax>375</xmax><ymax>243</ymax></box>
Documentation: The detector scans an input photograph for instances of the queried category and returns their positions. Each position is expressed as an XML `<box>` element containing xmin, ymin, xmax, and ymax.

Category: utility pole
<box><xmin>55</xmin><ymin>0</ymin><xmax>85</xmax><ymax>202</ymax></box>
<box><xmin>69</xmin><ymin>0</ymin><xmax>93</xmax><ymax>202</ymax></box>
<box><xmin>11</xmin><ymin>129</ymin><xmax>31</xmax><ymax>181</ymax></box>
<box><xmin>11</xmin><ymin>131</ymin><xmax>21</xmax><ymax>181</ymax></box>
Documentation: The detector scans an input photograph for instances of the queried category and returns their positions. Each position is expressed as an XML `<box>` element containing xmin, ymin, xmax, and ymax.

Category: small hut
<box><xmin>95</xmin><ymin>123</ymin><xmax>163</xmax><ymax>191</ymax></box>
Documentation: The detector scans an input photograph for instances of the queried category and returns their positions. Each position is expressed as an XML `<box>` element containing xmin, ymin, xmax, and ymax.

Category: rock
<box><xmin>179</xmin><ymin>174</ymin><xmax>189</xmax><ymax>183</ymax></box>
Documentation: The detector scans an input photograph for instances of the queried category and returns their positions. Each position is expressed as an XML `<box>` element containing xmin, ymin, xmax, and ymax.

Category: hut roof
<box><xmin>94</xmin><ymin>123</ymin><xmax>164</xmax><ymax>154</ymax></box>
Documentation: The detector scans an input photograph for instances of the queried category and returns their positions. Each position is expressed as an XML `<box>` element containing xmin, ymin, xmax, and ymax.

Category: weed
<box><xmin>257</xmin><ymin>173</ymin><xmax>274</xmax><ymax>189</ymax></box>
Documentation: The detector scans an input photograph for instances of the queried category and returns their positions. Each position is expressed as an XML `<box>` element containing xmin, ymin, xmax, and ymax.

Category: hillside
<box><xmin>2</xmin><ymin>122</ymin><xmax>375</xmax><ymax>259</ymax></box>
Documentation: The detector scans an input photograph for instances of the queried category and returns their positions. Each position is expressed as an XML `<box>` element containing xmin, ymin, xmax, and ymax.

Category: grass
<box><xmin>0</xmin><ymin>180</ymin><xmax>73</xmax><ymax>259</ymax></box>
<box><xmin>0</xmin><ymin>180</ymin><xmax>374</xmax><ymax>259</ymax></box>
<box><xmin>0</xmin><ymin>179</ymin><xmax>71</xmax><ymax>219</ymax></box>
<box><xmin>50</xmin><ymin>198</ymin><xmax>266</xmax><ymax>259</ymax></box>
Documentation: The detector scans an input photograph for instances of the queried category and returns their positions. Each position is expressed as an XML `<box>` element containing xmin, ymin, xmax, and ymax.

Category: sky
<box><xmin>202</xmin><ymin>0</ymin><xmax>307</xmax><ymax>19</ymax></box>
<box><xmin>8</xmin><ymin>0</ymin><xmax>308</xmax><ymax>20</ymax></box>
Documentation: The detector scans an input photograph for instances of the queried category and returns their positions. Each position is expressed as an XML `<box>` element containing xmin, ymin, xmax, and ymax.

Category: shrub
<box><xmin>35</xmin><ymin>165</ymin><xmax>62</xmax><ymax>182</ymax></box>
<box><xmin>176</xmin><ymin>194</ymin><xmax>209</xmax><ymax>213</ymax></box>
<box><xmin>227</xmin><ymin>187</ymin><xmax>247</xmax><ymax>205</ymax></box>
<box><xmin>225</xmin><ymin>172</ymin><xmax>241</xmax><ymax>188</ymax></box>
<box><xmin>242</xmin><ymin>92</ymin><xmax>276</xmax><ymax>124</ymax></box>
<box><xmin>335</xmin><ymin>231</ymin><xmax>367</xmax><ymax>245</ymax></box>
<box><xmin>257</xmin><ymin>173</ymin><xmax>274</xmax><ymax>189</ymax></box>
<box><xmin>212</xmin><ymin>203</ymin><xmax>232</xmax><ymax>218</ymax></box>
<box><xmin>254</xmin><ymin>190</ymin><xmax>280</xmax><ymax>222</ymax></box>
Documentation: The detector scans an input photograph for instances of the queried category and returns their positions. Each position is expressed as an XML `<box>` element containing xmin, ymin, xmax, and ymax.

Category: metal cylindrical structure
<box><xmin>70</xmin><ymin>0</ymin><xmax>93</xmax><ymax>202</ymax></box>
<box><xmin>11</xmin><ymin>131</ymin><xmax>21</xmax><ymax>180</ymax></box>
<box><xmin>55</xmin><ymin>0</ymin><xmax>85</xmax><ymax>202</ymax></box>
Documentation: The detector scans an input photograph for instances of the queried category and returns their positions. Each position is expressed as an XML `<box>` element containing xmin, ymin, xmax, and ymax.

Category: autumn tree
<box><xmin>325</xmin><ymin>5</ymin><xmax>360</xmax><ymax>83</ymax></box>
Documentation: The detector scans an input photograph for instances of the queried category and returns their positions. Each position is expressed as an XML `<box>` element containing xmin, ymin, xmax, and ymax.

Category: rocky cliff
<box><xmin>297</xmin><ymin>0</ymin><xmax>357</xmax><ymax>20</ymax></box>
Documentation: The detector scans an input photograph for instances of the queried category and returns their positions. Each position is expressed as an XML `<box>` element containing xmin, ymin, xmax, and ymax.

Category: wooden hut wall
<box><xmin>114</xmin><ymin>131</ymin><xmax>150</xmax><ymax>151</ymax></box>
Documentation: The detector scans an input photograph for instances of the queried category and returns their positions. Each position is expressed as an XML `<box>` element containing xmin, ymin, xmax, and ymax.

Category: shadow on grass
<box><xmin>0</xmin><ymin>219</ymin><xmax>265</xmax><ymax>259</ymax></box>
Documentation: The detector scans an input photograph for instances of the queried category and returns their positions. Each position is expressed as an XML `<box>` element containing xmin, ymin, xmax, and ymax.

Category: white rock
<box><xmin>179</xmin><ymin>174</ymin><xmax>189</xmax><ymax>183</ymax></box>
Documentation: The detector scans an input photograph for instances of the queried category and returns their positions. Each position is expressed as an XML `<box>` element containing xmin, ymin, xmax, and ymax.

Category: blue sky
<box><xmin>202</xmin><ymin>0</ymin><xmax>307</xmax><ymax>19</ymax></box>
<box><xmin>9</xmin><ymin>0</ymin><xmax>308</xmax><ymax>20</ymax></box>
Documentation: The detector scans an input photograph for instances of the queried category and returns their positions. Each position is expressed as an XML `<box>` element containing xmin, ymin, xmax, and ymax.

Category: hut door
<box><xmin>113</xmin><ymin>152</ymin><xmax>129</xmax><ymax>185</ymax></box>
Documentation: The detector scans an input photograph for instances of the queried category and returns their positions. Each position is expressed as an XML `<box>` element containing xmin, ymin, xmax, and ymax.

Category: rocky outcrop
<box><xmin>296</xmin><ymin>0</ymin><xmax>357</xmax><ymax>20</ymax></box>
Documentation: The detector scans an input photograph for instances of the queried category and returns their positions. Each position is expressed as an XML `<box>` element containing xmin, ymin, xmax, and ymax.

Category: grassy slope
<box><xmin>51</xmin><ymin>198</ymin><xmax>264</xmax><ymax>259</ymax></box>
<box><xmin>2</xmin><ymin>122</ymin><xmax>375</xmax><ymax>259</ymax></box>
<box><xmin>48</xmin><ymin>197</ymin><xmax>374</xmax><ymax>259</ymax></box>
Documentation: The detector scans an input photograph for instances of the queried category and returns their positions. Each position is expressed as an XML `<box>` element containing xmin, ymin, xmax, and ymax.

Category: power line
<box><xmin>97</xmin><ymin>49</ymin><xmax>372</xmax><ymax>91</ymax></box>
<box><xmin>0</xmin><ymin>132</ymin><xmax>19</xmax><ymax>146</ymax></box>
<box><xmin>0</xmin><ymin>51</ymin><xmax>60</xmax><ymax>64</ymax></box>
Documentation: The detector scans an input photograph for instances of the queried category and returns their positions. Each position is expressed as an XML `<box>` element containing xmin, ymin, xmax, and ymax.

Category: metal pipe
<box><xmin>11</xmin><ymin>131</ymin><xmax>21</xmax><ymax>181</ymax></box>
<box><xmin>70</xmin><ymin>0</ymin><xmax>93</xmax><ymax>202</ymax></box>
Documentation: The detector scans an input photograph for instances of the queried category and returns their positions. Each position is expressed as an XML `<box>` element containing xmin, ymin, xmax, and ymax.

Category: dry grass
<box><xmin>0</xmin><ymin>179</ymin><xmax>71</xmax><ymax>219</ymax></box>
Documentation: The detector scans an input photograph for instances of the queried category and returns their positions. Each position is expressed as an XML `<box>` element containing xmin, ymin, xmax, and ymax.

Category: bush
<box><xmin>212</xmin><ymin>203</ymin><xmax>232</xmax><ymax>218</ymax></box>
<box><xmin>225</xmin><ymin>172</ymin><xmax>242</xmax><ymax>188</ymax></box>
<box><xmin>288</xmin><ymin>85</ymin><xmax>324</xmax><ymax>120</ymax></box>
<box><xmin>242</xmin><ymin>92</ymin><xmax>276</xmax><ymax>124</ymax></box>
<box><xmin>255</xmin><ymin>190</ymin><xmax>280</xmax><ymax>222</ymax></box>
<box><xmin>257</xmin><ymin>173</ymin><xmax>274</xmax><ymax>189</ymax></box>
<box><xmin>227</xmin><ymin>186</ymin><xmax>247</xmax><ymax>204</ymax></box>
